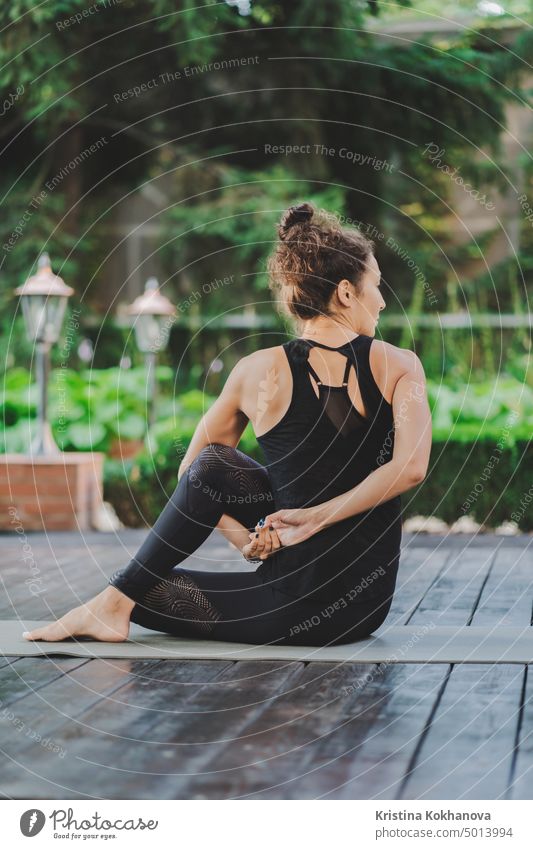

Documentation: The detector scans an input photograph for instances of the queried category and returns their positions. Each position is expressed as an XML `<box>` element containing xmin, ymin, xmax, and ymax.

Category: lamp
<box><xmin>125</xmin><ymin>277</ymin><xmax>175</xmax><ymax>435</ymax></box>
<box><xmin>14</xmin><ymin>254</ymin><xmax>74</xmax><ymax>455</ymax></box>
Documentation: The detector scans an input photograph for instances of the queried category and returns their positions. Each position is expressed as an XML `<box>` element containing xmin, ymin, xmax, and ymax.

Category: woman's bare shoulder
<box><xmin>370</xmin><ymin>338</ymin><xmax>423</xmax><ymax>370</ymax></box>
<box><xmin>238</xmin><ymin>344</ymin><xmax>288</xmax><ymax>374</ymax></box>
<box><xmin>228</xmin><ymin>345</ymin><xmax>285</xmax><ymax>381</ymax></box>
<box><xmin>232</xmin><ymin>345</ymin><xmax>291</xmax><ymax>424</ymax></box>
<box><xmin>369</xmin><ymin>339</ymin><xmax>426</xmax><ymax>403</ymax></box>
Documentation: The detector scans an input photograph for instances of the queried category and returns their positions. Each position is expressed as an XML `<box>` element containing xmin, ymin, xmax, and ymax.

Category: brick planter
<box><xmin>108</xmin><ymin>437</ymin><xmax>144</xmax><ymax>460</ymax></box>
<box><xmin>0</xmin><ymin>453</ymin><xmax>104</xmax><ymax>531</ymax></box>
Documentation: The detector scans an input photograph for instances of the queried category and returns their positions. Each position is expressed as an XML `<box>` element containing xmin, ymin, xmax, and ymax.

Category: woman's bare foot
<box><xmin>22</xmin><ymin>586</ymin><xmax>136</xmax><ymax>643</ymax></box>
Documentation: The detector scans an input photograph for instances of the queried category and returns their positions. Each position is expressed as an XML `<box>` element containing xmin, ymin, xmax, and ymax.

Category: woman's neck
<box><xmin>299</xmin><ymin>320</ymin><xmax>358</xmax><ymax>346</ymax></box>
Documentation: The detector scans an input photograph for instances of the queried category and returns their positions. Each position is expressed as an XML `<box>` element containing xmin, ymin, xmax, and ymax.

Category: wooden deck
<box><xmin>0</xmin><ymin>529</ymin><xmax>531</xmax><ymax>800</ymax></box>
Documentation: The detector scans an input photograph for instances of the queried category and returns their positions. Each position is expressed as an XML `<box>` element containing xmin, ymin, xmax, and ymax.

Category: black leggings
<box><xmin>109</xmin><ymin>443</ymin><xmax>389</xmax><ymax>646</ymax></box>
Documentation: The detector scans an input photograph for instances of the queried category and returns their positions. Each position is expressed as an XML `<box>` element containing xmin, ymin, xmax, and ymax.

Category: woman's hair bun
<box><xmin>268</xmin><ymin>201</ymin><xmax>376</xmax><ymax>322</ymax></box>
<box><xmin>279</xmin><ymin>202</ymin><xmax>314</xmax><ymax>241</ymax></box>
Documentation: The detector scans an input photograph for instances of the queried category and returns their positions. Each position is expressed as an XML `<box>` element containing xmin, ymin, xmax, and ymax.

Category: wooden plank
<box><xmin>176</xmin><ymin>661</ymin><xmax>444</xmax><ymax>799</ymax></box>
<box><xmin>0</xmin><ymin>657</ymin><xmax>21</xmax><ymax>671</ymax></box>
<box><xmin>1</xmin><ymin>659</ymin><xmax>235</xmax><ymax>799</ymax></box>
<box><xmin>507</xmin><ymin>666</ymin><xmax>533</xmax><ymax>799</ymax></box>
<box><xmin>0</xmin><ymin>539</ymin><xmax>450</xmax><ymax>801</ymax></box>
<box><xmin>86</xmin><ymin>660</ymin><xmax>305</xmax><ymax>800</ymax></box>
<box><xmin>0</xmin><ymin>559</ymin><xmax>117</xmax><ymax>618</ymax></box>
<box><xmin>405</xmin><ymin>544</ymin><xmax>496</xmax><ymax>626</ymax></box>
<box><xmin>0</xmin><ymin>659</ymin><xmax>161</xmax><ymax>766</ymax></box>
<box><xmin>172</xmin><ymin>662</ymin><xmax>377</xmax><ymax>798</ymax></box>
<box><xmin>0</xmin><ymin>539</ymin><xmax>238</xmax><ymax>618</ymax></box>
<box><xmin>397</xmin><ymin>663</ymin><xmax>524</xmax><ymax>799</ymax></box>
<box><xmin>385</xmin><ymin>546</ymin><xmax>452</xmax><ymax>625</ymax></box>
<box><xmin>1</xmin><ymin>579</ymin><xmax>103</xmax><ymax>619</ymax></box>
<box><xmin>55</xmin><ymin>549</ymin><xmax>448</xmax><ymax>797</ymax></box>
<box><xmin>470</xmin><ymin>544</ymin><xmax>533</xmax><ymax>627</ymax></box>
<box><xmin>396</xmin><ymin>545</ymin><xmax>527</xmax><ymax>799</ymax></box>
<box><xmin>290</xmin><ymin>663</ymin><xmax>447</xmax><ymax>800</ymax></box>
<box><xmin>0</xmin><ymin>657</ymin><xmax>88</xmax><ymax>708</ymax></box>
<box><xmin>15</xmin><ymin>660</ymin><xmax>305</xmax><ymax>799</ymax></box>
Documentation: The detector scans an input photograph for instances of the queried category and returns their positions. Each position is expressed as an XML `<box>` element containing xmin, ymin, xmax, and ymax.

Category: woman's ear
<box><xmin>337</xmin><ymin>278</ymin><xmax>354</xmax><ymax>305</ymax></box>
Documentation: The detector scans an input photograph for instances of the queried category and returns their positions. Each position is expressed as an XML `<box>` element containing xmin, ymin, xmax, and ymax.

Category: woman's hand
<box><xmin>241</xmin><ymin>523</ymin><xmax>283</xmax><ymax>562</ymax></box>
<box><xmin>258</xmin><ymin>507</ymin><xmax>322</xmax><ymax>548</ymax></box>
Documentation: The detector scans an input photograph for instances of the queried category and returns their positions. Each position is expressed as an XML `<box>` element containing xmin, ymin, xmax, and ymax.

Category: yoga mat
<box><xmin>2</xmin><ymin>621</ymin><xmax>533</xmax><ymax>663</ymax></box>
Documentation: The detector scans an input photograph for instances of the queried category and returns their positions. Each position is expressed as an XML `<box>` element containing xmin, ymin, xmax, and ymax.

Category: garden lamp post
<box><xmin>125</xmin><ymin>277</ymin><xmax>175</xmax><ymax>435</ymax></box>
<box><xmin>14</xmin><ymin>253</ymin><xmax>74</xmax><ymax>456</ymax></box>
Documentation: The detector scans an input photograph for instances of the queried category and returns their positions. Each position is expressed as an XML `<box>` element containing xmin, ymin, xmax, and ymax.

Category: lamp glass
<box><xmin>134</xmin><ymin>314</ymin><xmax>170</xmax><ymax>353</ymax></box>
<box><xmin>21</xmin><ymin>294</ymin><xmax>68</xmax><ymax>344</ymax></box>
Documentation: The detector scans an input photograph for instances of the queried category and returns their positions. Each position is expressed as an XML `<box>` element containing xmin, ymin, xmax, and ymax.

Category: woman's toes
<box><xmin>23</xmin><ymin>623</ymin><xmax>65</xmax><ymax>642</ymax></box>
<box><xmin>23</xmin><ymin>627</ymin><xmax>48</xmax><ymax>641</ymax></box>
<box><xmin>23</xmin><ymin>611</ymin><xmax>83</xmax><ymax>642</ymax></box>
<box><xmin>23</xmin><ymin>626</ymin><xmax>54</xmax><ymax>641</ymax></box>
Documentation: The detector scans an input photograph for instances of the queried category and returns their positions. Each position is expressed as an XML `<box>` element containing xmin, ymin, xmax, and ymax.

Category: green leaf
<box><xmin>64</xmin><ymin>422</ymin><xmax>107</xmax><ymax>450</ymax></box>
<box><xmin>110</xmin><ymin>413</ymin><xmax>146</xmax><ymax>440</ymax></box>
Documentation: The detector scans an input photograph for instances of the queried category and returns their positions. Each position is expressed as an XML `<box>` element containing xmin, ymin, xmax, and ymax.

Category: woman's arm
<box><xmin>175</xmin><ymin>358</ymin><xmax>251</xmax><ymax>552</ymax></box>
<box><xmin>177</xmin><ymin>357</ymin><xmax>250</xmax><ymax>481</ymax></box>
<box><xmin>174</xmin><ymin>356</ymin><xmax>281</xmax><ymax>560</ymax></box>
<box><xmin>215</xmin><ymin>512</ymin><xmax>254</xmax><ymax>553</ymax></box>
<box><xmin>264</xmin><ymin>354</ymin><xmax>432</xmax><ymax>544</ymax></box>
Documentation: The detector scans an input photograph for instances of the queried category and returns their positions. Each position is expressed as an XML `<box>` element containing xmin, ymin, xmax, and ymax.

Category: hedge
<box><xmin>103</xmin><ymin>423</ymin><xmax>533</xmax><ymax>531</ymax></box>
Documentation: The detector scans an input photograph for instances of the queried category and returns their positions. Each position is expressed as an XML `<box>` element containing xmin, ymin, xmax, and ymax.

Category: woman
<box><xmin>24</xmin><ymin>203</ymin><xmax>431</xmax><ymax>647</ymax></box>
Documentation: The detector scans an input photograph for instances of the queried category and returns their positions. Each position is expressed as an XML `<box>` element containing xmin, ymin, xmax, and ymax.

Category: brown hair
<box><xmin>267</xmin><ymin>202</ymin><xmax>375</xmax><ymax>322</ymax></box>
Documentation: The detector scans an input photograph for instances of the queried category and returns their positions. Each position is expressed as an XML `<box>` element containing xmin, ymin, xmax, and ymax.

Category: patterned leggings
<box><xmin>109</xmin><ymin>443</ymin><xmax>388</xmax><ymax>646</ymax></box>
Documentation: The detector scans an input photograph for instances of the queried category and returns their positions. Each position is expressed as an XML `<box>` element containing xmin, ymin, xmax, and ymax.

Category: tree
<box><xmin>1</xmin><ymin>0</ymin><xmax>531</xmax><ymax>374</ymax></box>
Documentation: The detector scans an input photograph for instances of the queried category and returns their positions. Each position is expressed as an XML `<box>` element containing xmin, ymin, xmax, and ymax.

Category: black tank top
<box><xmin>255</xmin><ymin>334</ymin><xmax>402</xmax><ymax>604</ymax></box>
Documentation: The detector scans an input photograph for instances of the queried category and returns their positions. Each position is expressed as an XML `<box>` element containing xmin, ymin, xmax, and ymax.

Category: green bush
<box><xmin>104</xmin><ymin>421</ymin><xmax>532</xmax><ymax>531</ymax></box>
<box><xmin>407</xmin><ymin>428</ymin><xmax>532</xmax><ymax>530</ymax></box>
<box><xmin>0</xmin><ymin>364</ymin><xmax>184</xmax><ymax>453</ymax></box>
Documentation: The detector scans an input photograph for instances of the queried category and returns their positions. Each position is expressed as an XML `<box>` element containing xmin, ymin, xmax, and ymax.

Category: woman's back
<box><xmin>254</xmin><ymin>334</ymin><xmax>397</xmax><ymax>499</ymax></box>
<box><xmin>241</xmin><ymin>333</ymin><xmax>405</xmax><ymax>605</ymax></box>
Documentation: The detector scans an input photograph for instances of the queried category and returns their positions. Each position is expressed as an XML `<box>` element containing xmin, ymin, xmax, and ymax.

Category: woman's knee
<box><xmin>182</xmin><ymin>444</ymin><xmax>240</xmax><ymax>513</ymax></box>
<box><xmin>185</xmin><ymin>443</ymin><xmax>273</xmax><ymax>522</ymax></box>
<box><xmin>186</xmin><ymin>443</ymin><xmax>230</xmax><ymax>488</ymax></box>
<box><xmin>189</xmin><ymin>443</ymin><xmax>241</xmax><ymax>478</ymax></box>
<box><xmin>189</xmin><ymin>443</ymin><xmax>269</xmax><ymax>493</ymax></box>
<box><xmin>198</xmin><ymin>442</ymin><xmax>234</xmax><ymax>458</ymax></box>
